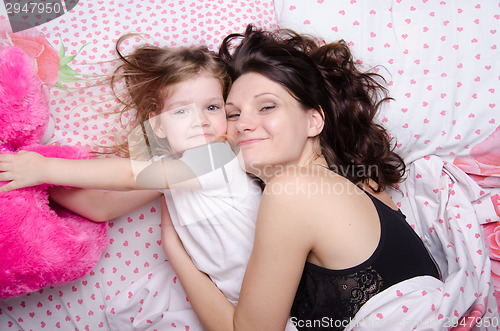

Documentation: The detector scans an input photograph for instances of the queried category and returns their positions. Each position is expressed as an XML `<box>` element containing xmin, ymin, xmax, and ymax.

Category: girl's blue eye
<box><xmin>174</xmin><ymin>109</ymin><xmax>187</xmax><ymax>115</ymax></box>
<box><xmin>207</xmin><ymin>105</ymin><xmax>220</xmax><ymax>111</ymax></box>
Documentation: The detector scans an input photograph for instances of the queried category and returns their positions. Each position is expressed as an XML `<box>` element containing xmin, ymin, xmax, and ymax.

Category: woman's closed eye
<box><xmin>226</xmin><ymin>110</ymin><xmax>240</xmax><ymax>120</ymax></box>
<box><xmin>260</xmin><ymin>104</ymin><xmax>276</xmax><ymax>112</ymax></box>
<box><xmin>226</xmin><ymin>104</ymin><xmax>275</xmax><ymax>120</ymax></box>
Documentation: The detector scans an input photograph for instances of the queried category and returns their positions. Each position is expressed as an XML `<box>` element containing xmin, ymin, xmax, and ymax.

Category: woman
<box><xmin>163</xmin><ymin>25</ymin><xmax>441</xmax><ymax>330</ymax></box>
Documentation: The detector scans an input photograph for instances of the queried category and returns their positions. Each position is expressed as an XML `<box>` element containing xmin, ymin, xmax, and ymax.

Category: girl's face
<box><xmin>225</xmin><ymin>72</ymin><xmax>323</xmax><ymax>177</ymax></box>
<box><xmin>152</xmin><ymin>74</ymin><xmax>227</xmax><ymax>154</ymax></box>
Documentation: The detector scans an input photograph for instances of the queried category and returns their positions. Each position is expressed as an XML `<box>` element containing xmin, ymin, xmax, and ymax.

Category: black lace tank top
<box><xmin>290</xmin><ymin>191</ymin><xmax>440</xmax><ymax>330</ymax></box>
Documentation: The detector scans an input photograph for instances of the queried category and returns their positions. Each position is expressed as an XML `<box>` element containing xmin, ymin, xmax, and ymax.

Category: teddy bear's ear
<box><xmin>0</xmin><ymin>46</ymin><xmax>50</xmax><ymax>150</ymax></box>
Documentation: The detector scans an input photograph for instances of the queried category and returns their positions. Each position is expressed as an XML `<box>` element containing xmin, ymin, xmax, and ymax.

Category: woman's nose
<box><xmin>234</xmin><ymin>111</ymin><xmax>256</xmax><ymax>133</ymax></box>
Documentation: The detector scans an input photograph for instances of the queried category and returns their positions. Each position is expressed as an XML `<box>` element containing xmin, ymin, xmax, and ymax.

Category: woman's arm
<box><xmin>232</xmin><ymin>176</ymin><xmax>313</xmax><ymax>330</ymax></box>
<box><xmin>163</xmin><ymin>175</ymin><xmax>314</xmax><ymax>331</ymax></box>
<box><xmin>49</xmin><ymin>187</ymin><xmax>162</xmax><ymax>222</ymax></box>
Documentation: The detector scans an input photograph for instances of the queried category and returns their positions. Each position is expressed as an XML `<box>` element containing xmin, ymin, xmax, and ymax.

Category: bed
<box><xmin>1</xmin><ymin>0</ymin><xmax>499</xmax><ymax>330</ymax></box>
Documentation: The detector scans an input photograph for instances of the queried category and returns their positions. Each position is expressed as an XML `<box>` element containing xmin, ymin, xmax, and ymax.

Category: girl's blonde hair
<box><xmin>110</xmin><ymin>34</ymin><xmax>231</xmax><ymax>158</ymax></box>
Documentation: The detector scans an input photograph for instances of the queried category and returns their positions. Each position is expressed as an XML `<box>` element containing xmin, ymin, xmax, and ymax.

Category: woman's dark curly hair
<box><xmin>219</xmin><ymin>25</ymin><xmax>405</xmax><ymax>191</ymax></box>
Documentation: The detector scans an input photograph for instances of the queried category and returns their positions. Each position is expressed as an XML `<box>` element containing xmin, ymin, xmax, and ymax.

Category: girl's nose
<box><xmin>192</xmin><ymin>108</ymin><xmax>210</xmax><ymax>127</ymax></box>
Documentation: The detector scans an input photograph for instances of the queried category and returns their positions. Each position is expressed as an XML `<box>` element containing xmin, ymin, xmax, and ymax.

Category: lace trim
<box><xmin>336</xmin><ymin>266</ymin><xmax>385</xmax><ymax>318</ymax></box>
<box><xmin>291</xmin><ymin>265</ymin><xmax>386</xmax><ymax>329</ymax></box>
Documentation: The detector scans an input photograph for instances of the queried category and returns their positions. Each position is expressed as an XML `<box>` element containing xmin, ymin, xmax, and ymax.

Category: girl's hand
<box><xmin>0</xmin><ymin>151</ymin><xmax>47</xmax><ymax>192</ymax></box>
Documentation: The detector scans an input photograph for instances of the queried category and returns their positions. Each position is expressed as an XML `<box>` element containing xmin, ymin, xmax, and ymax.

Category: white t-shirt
<box><xmin>160</xmin><ymin>142</ymin><xmax>262</xmax><ymax>304</ymax></box>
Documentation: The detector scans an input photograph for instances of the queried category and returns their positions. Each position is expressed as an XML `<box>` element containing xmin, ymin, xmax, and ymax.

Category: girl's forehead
<box><xmin>161</xmin><ymin>76</ymin><xmax>224</xmax><ymax>110</ymax></box>
<box><xmin>165</xmin><ymin>75</ymin><xmax>222</xmax><ymax>98</ymax></box>
<box><xmin>170</xmin><ymin>75</ymin><xmax>223</xmax><ymax>94</ymax></box>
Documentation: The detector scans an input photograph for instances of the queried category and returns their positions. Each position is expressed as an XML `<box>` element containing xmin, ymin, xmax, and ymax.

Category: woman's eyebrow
<box><xmin>254</xmin><ymin>92</ymin><xmax>278</xmax><ymax>98</ymax></box>
<box><xmin>225</xmin><ymin>92</ymin><xmax>280</xmax><ymax>107</ymax></box>
<box><xmin>226</xmin><ymin>92</ymin><xmax>278</xmax><ymax>105</ymax></box>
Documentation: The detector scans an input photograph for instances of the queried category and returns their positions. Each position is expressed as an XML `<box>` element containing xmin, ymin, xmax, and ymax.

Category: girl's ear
<box><xmin>149</xmin><ymin>113</ymin><xmax>167</xmax><ymax>138</ymax></box>
<box><xmin>307</xmin><ymin>107</ymin><xmax>325</xmax><ymax>137</ymax></box>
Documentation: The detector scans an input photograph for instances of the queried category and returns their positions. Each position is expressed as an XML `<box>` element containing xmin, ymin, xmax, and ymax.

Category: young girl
<box><xmin>0</xmin><ymin>35</ymin><xmax>296</xmax><ymax>330</ymax></box>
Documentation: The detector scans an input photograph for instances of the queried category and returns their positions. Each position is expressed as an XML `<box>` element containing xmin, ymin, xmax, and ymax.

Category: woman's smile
<box><xmin>237</xmin><ymin>137</ymin><xmax>267</xmax><ymax>146</ymax></box>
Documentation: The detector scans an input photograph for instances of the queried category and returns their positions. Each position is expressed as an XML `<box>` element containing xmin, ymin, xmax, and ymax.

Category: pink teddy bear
<box><xmin>0</xmin><ymin>46</ymin><xmax>108</xmax><ymax>298</ymax></box>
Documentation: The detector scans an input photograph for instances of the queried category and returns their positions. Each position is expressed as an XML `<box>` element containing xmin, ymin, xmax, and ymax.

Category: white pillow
<box><xmin>0</xmin><ymin>0</ymin><xmax>278</xmax><ymax>153</ymax></box>
<box><xmin>275</xmin><ymin>0</ymin><xmax>499</xmax><ymax>164</ymax></box>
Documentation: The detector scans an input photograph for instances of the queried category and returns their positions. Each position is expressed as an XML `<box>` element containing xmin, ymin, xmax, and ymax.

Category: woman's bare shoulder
<box><xmin>261</xmin><ymin>165</ymin><xmax>359</xmax><ymax>215</ymax></box>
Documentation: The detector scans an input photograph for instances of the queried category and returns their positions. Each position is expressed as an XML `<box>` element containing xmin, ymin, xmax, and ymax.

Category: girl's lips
<box><xmin>189</xmin><ymin>133</ymin><xmax>213</xmax><ymax>139</ymax></box>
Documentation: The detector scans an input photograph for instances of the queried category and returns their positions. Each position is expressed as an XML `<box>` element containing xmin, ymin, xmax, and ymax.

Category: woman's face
<box><xmin>225</xmin><ymin>72</ymin><xmax>322</xmax><ymax>177</ymax></box>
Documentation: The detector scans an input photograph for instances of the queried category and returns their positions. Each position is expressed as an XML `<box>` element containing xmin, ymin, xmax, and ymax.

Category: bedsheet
<box><xmin>363</xmin><ymin>156</ymin><xmax>500</xmax><ymax>330</ymax></box>
<box><xmin>1</xmin><ymin>0</ymin><xmax>499</xmax><ymax>330</ymax></box>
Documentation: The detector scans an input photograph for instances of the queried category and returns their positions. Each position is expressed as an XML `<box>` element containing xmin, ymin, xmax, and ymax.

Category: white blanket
<box><xmin>348</xmin><ymin>156</ymin><xmax>500</xmax><ymax>330</ymax></box>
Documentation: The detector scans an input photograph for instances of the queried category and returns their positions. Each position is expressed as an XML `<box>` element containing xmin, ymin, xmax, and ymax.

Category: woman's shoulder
<box><xmin>262</xmin><ymin>165</ymin><xmax>358</xmax><ymax>208</ymax></box>
<box><xmin>258</xmin><ymin>166</ymin><xmax>369</xmax><ymax>247</ymax></box>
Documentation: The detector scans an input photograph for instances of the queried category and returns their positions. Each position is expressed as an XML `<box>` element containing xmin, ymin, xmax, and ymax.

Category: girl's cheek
<box><xmin>226</xmin><ymin>123</ymin><xmax>236</xmax><ymax>137</ymax></box>
<box><xmin>219</xmin><ymin>117</ymin><xmax>229</xmax><ymax>134</ymax></box>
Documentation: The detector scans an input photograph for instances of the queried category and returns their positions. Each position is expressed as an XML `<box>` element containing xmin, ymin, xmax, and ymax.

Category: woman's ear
<box><xmin>149</xmin><ymin>113</ymin><xmax>167</xmax><ymax>138</ymax></box>
<box><xmin>307</xmin><ymin>107</ymin><xmax>325</xmax><ymax>137</ymax></box>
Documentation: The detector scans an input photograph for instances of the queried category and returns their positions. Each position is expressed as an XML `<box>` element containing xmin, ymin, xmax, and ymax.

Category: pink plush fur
<box><xmin>0</xmin><ymin>46</ymin><xmax>108</xmax><ymax>298</ymax></box>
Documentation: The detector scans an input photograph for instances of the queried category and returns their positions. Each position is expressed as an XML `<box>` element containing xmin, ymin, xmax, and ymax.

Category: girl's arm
<box><xmin>0</xmin><ymin>151</ymin><xmax>141</xmax><ymax>192</ymax></box>
<box><xmin>49</xmin><ymin>187</ymin><xmax>162</xmax><ymax>222</ymax></box>
<box><xmin>0</xmin><ymin>142</ymin><xmax>234</xmax><ymax>192</ymax></box>
<box><xmin>0</xmin><ymin>151</ymin><xmax>197</xmax><ymax>192</ymax></box>
<box><xmin>160</xmin><ymin>198</ymin><xmax>235</xmax><ymax>330</ymax></box>
<box><xmin>163</xmin><ymin>175</ymin><xmax>314</xmax><ymax>331</ymax></box>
